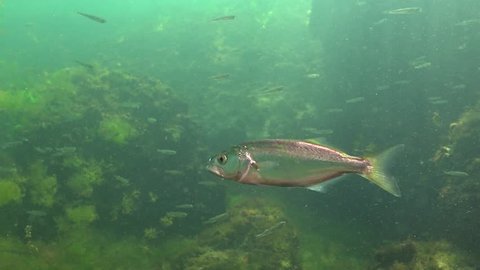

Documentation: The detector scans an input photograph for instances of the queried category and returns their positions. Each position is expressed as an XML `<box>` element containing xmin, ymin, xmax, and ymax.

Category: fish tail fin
<box><xmin>362</xmin><ymin>144</ymin><xmax>404</xmax><ymax>197</ymax></box>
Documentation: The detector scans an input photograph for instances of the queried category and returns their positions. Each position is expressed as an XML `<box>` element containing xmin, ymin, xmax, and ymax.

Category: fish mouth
<box><xmin>206</xmin><ymin>164</ymin><xmax>224</xmax><ymax>178</ymax></box>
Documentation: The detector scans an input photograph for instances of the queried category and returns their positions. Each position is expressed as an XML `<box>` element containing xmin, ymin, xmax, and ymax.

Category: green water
<box><xmin>1</xmin><ymin>0</ymin><xmax>480</xmax><ymax>269</ymax></box>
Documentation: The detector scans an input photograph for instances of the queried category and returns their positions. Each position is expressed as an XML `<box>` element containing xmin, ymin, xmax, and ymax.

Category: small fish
<box><xmin>455</xmin><ymin>19</ymin><xmax>480</xmax><ymax>26</ymax></box>
<box><xmin>326</xmin><ymin>108</ymin><xmax>343</xmax><ymax>113</ymax></box>
<box><xmin>120</xmin><ymin>101</ymin><xmax>141</xmax><ymax>109</ymax></box>
<box><xmin>26</xmin><ymin>210</ymin><xmax>47</xmax><ymax>217</ymax></box>
<box><xmin>345</xmin><ymin>97</ymin><xmax>365</xmax><ymax>104</ymax></box>
<box><xmin>212</xmin><ymin>15</ymin><xmax>235</xmax><ymax>21</ymax></box>
<box><xmin>305</xmin><ymin>73</ymin><xmax>321</xmax><ymax>79</ymax></box>
<box><xmin>166</xmin><ymin>211</ymin><xmax>188</xmax><ymax>218</ymax></box>
<box><xmin>164</xmin><ymin>170</ymin><xmax>184</xmax><ymax>176</ymax></box>
<box><xmin>256</xmin><ymin>221</ymin><xmax>286</xmax><ymax>238</ymax></box>
<box><xmin>257</xmin><ymin>86</ymin><xmax>285</xmax><ymax>95</ymax></box>
<box><xmin>52</xmin><ymin>146</ymin><xmax>77</xmax><ymax>157</ymax></box>
<box><xmin>376</xmin><ymin>85</ymin><xmax>390</xmax><ymax>91</ymax></box>
<box><xmin>207</xmin><ymin>139</ymin><xmax>403</xmax><ymax>197</ymax></box>
<box><xmin>147</xmin><ymin>117</ymin><xmax>157</xmax><ymax>124</ymax></box>
<box><xmin>394</xmin><ymin>80</ymin><xmax>411</xmax><ymax>85</ymax></box>
<box><xmin>197</xmin><ymin>180</ymin><xmax>219</xmax><ymax>187</ymax></box>
<box><xmin>413</xmin><ymin>62</ymin><xmax>431</xmax><ymax>69</ymax></box>
<box><xmin>114</xmin><ymin>175</ymin><xmax>130</xmax><ymax>186</ymax></box>
<box><xmin>444</xmin><ymin>171</ymin><xmax>469</xmax><ymax>177</ymax></box>
<box><xmin>148</xmin><ymin>192</ymin><xmax>158</xmax><ymax>203</ymax></box>
<box><xmin>74</xmin><ymin>60</ymin><xmax>94</xmax><ymax>70</ymax></box>
<box><xmin>429</xmin><ymin>99</ymin><xmax>448</xmax><ymax>105</ymax></box>
<box><xmin>385</xmin><ymin>7</ymin><xmax>422</xmax><ymax>15</ymax></box>
<box><xmin>451</xmin><ymin>84</ymin><xmax>466</xmax><ymax>90</ymax></box>
<box><xmin>157</xmin><ymin>149</ymin><xmax>177</xmax><ymax>155</ymax></box>
<box><xmin>210</xmin><ymin>73</ymin><xmax>230</xmax><ymax>80</ymax></box>
<box><xmin>203</xmin><ymin>212</ymin><xmax>228</xmax><ymax>224</ymax></box>
<box><xmin>372</xmin><ymin>18</ymin><xmax>388</xmax><ymax>27</ymax></box>
<box><xmin>457</xmin><ymin>43</ymin><xmax>467</xmax><ymax>50</ymax></box>
<box><xmin>0</xmin><ymin>166</ymin><xmax>17</xmax><ymax>174</ymax></box>
<box><xmin>34</xmin><ymin>146</ymin><xmax>53</xmax><ymax>154</ymax></box>
<box><xmin>175</xmin><ymin>204</ymin><xmax>194</xmax><ymax>209</ymax></box>
<box><xmin>77</xmin><ymin>11</ymin><xmax>106</xmax><ymax>23</ymax></box>
<box><xmin>1</xmin><ymin>139</ymin><xmax>28</xmax><ymax>150</ymax></box>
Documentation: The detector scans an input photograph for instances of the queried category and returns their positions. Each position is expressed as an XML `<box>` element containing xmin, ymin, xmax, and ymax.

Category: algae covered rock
<box><xmin>433</xmin><ymin>105</ymin><xmax>480</xmax><ymax>247</ymax></box>
<box><xmin>174</xmin><ymin>198</ymin><xmax>301</xmax><ymax>270</ymax></box>
<box><xmin>374</xmin><ymin>241</ymin><xmax>416</xmax><ymax>268</ymax></box>
<box><xmin>0</xmin><ymin>65</ymin><xmax>204</xmax><ymax>240</ymax></box>
<box><xmin>184</xmin><ymin>248</ymin><xmax>247</xmax><ymax>270</ymax></box>
<box><xmin>372</xmin><ymin>239</ymin><xmax>478</xmax><ymax>270</ymax></box>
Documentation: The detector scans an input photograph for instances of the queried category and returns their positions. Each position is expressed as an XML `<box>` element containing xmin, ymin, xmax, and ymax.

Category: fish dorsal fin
<box><xmin>304</xmin><ymin>138</ymin><xmax>345</xmax><ymax>153</ymax></box>
<box><xmin>304</xmin><ymin>137</ymin><xmax>328</xmax><ymax>145</ymax></box>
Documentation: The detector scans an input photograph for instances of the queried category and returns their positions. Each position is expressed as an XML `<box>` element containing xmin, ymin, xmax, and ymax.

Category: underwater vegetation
<box><xmin>1</xmin><ymin>1</ymin><xmax>480</xmax><ymax>267</ymax></box>
<box><xmin>0</xmin><ymin>227</ymin><xmax>170</xmax><ymax>270</ymax></box>
<box><xmin>98</xmin><ymin>114</ymin><xmax>139</xmax><ymax>145</ymax></box>
<box><xmin>0</xmin><ymin>180</ymin><xmax>22</xmax><ymax>207</ymax></box>
<box><xmin>24</xmin><ymin>161</ymin><xmax>58</xmax><ymax>209</ymax></box>
<box><xmin>0</xmin><ymin>64</ymin><xmax>221</xmax><ymax>268</ymax></box>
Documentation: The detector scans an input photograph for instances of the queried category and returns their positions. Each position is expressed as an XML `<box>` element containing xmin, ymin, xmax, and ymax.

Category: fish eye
<box><xmin>217</xmin><ymin>154</ymin><xmax>228</xmax><ymax>165</ymax></box>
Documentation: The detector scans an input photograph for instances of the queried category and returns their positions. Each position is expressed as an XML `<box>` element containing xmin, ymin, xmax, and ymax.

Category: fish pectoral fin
<box><xmin>306</xmin><ymin>175</ymin><xmax>347</xmax><ymax>193</ymax></box>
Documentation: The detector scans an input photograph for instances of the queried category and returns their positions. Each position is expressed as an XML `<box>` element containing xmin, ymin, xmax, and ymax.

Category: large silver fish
<box><xmin>207</xmin><ymin>139</ymin><xmax>402</xmax><ymax>197</ymax></box>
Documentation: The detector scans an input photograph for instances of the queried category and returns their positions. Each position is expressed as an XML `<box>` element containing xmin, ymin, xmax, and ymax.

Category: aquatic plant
<box><xmin>143</xmin><ymin>227</ymin><xmax>158</xmax><ymax>240</ymax></box>
<box><xmin>120</xmin><ymin>189</ymin><xmax>141</xmax><ymax>215</ymax></box>
<box><xmin>160</xmin><ymin>215</ymin><xmax>174</xmax><ymax>227</ymax></box>
<box><xmin>0</xmin><ymin>180</ymin><xmax>22</xmax><ymax>206</ymax></box>
<box><xmin>65</xmin><ymin>205</ymin><xmax>97</xmax><ymax>224</ymax></box>
<box><xmin>0</xmin><ymin>88</ymin><xmax>45</xmax><ymax>136</ymax></box>
<box><xmin>26</xmin><ymin>161</ymin><xmax>57</xmax><ymax>207</ymax></box>
<box><xmin>98</xmin><ymin>114</ymin><xmax>139</xmax><ymax>145</ymax></box>
<box><xmin>0</xmin><ymin>89</ymin><xmax>39</xmax><ymax>112</ymax></box>
<box><xmin>64</xmin><ymin>155</ymin><xmax>104</xmax><ymax>198</ymax></box>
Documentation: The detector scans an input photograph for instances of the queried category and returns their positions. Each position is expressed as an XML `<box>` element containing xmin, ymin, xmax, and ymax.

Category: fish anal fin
<box><xmin>306</xmin><ymin>174</ymin><xmax>347</xmax><ymax>193</ymax></box>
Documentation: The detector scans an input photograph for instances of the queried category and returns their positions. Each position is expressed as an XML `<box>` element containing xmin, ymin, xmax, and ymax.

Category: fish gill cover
<box><xmin>0</xmin><ymin>0</ymin><xmax>480</xmax><ymax>269</ymax></box>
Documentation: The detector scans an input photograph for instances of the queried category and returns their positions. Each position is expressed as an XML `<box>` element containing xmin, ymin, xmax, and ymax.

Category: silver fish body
<box><xmin>207</xmin><ymin>139</ymin><xmax>402</xmax><ymax>197</ymax></box>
